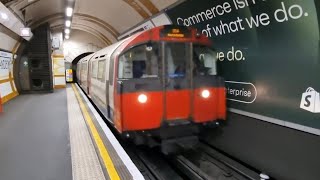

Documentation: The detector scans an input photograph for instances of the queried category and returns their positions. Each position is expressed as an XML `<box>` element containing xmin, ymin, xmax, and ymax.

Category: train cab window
<box><xmin>118</xmin><ymin>43</ymin><xmax>159</xmax><ymax>79</ymax></box>
<box><xmin>165</xmin><ymin>43</ymin><xmax>188</xmax><ymax>78</ymax></box>
<box><xmin>98</xmin><ymin>60</ymin><xmax>106</xmax><ymax>81</ymax></box>
<box><xmin>193</xmin><ymin>45</ymin><xmax>217</xmax><ymax>76</ymax></box>
<box><xmin>92</xmin><ymin>61</ymin><xmax>98</xmax><ymax>78</ymax></box>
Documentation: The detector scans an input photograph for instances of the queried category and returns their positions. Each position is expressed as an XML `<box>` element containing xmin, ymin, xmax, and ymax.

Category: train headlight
<box><xmin>201</xmin><ymin>90</ymin><xmax>210</xmax><ymax>99</ymax></box>
<box><xmin>138</xmin><ymin>94</ymin><xmax>148</xmax><ymax>103</ymax></box>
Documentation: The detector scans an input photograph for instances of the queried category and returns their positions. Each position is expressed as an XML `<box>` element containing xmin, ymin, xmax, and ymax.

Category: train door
<box><xmin>19</xmin><ymin>56</ymin><xmax>31</xmax><ymax>91</ymax></box>
<box><xmin>77</xmin><ymin>63</ymin><xmax>81</xmax><ymax>84</ymax></box>
<box><xmin>80</xmin><ymin>61</ymin><xmax>88</xmax><ymax>92</ymax></box>
<box><xmin>105</xmin><ymin>57</ymin><xmax>110</xmax><ymax>118</ymax></box>
<box><xmin>108</xmin><ymin>54</ymin><xmax>116</xmax><ymax>122</ymax></box>
<box><xmin>87</xmin><ymin>60</ymin><xmax>92</xmax><ymax>94</ymax></box>
<box><xmin>163</xmin><ymin>42</ymin><xmax>193</xmax><ymax>123</ymax></box>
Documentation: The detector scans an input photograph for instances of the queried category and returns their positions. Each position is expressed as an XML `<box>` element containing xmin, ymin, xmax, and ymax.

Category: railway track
<box><xmin>78</xmin><ymin>83</ymin><xmax>265</xmax><ymax>180</ymax></box>
<box><xmin>198</xmin><ymin>142</ymin><xmax>261</xmax><ymax>180</ymax></box>
<box><xmin>127</xmin><ymin>142</ymin><xmax>263</xmax><ymax>180</ymax></box>
<box><xmin>125</xmin><ymin>145</ymin><xmax>184</xmax><ymax>180</ymax></box>
<box><xmin>169</xmin><ymin>155</ymin><xmax>213</xmax><ymax>180</ymax></box>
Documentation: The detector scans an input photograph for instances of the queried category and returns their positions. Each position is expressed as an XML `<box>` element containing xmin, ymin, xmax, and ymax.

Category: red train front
<box><xmin>78</xmin><ymin>25</ymin><xmax>226</xmax><ymax>152</ymax></box>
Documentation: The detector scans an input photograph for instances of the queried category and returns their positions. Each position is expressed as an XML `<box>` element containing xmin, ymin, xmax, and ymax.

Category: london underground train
<box><xmin>77</xmin><ymin>25</ymin><xmax>226</xmax><ymax>152</ymax></box>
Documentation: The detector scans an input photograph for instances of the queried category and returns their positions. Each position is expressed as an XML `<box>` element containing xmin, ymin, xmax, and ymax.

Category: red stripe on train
<box><xmin>117</xmin><ymin>87</ymin><xmax>226</xmax><ymax>132</ymax></box>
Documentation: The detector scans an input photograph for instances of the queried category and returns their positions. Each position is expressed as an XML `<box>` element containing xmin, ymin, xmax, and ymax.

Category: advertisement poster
<box><xmin>66</xmin><ymin>69</ymin><xmax>73</xmax><ymax>82</ymax></box>
<box><xmin>0</xmin><ymin>51</ymin><xmax>13</xmax><ymax>100</ymax></box>
<box><xmin>52</xmin><ymin>56</ymin><xmax>66</xmax><ymax>88</ymax></box>
<box><xmin>0</xmin><ymin>51</ymin><xmax>11</xmax><ymax>80</ymax></box>
<box><xmin>166</xmin><ymin>0</ymin><xmax>320</xmax><ymax>132</ymax></box>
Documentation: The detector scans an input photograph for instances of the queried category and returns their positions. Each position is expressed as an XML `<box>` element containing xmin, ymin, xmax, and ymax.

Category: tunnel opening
<box><xmin>70</xmin><ymin>52</ymin><xmax>94</xmax><ymax>83</ymax></box>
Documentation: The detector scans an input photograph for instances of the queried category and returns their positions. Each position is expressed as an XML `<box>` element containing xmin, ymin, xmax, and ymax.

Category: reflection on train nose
<box><xmin>138</xmin><ymin>94</ymin><xmax>148</xmax><ymax>103</ymax></box>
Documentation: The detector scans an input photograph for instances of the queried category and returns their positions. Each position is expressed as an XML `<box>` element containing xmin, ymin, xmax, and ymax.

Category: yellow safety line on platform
<box><xmin>71</xmin><ymin>84</ymin><xmax>120</xmax><ymax>180</ymax></box>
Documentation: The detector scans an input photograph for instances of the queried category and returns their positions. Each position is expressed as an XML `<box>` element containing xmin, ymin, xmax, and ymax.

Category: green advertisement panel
<box><xmin>166</xmin><ymin>0</ymin><xmax>320</xmax><ymax>132</ymax></box>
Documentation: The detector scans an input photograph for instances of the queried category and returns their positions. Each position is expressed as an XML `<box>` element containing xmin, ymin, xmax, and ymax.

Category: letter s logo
<box><xmin>304</xmin><ymin>95</ymin><xmax>311</xmax><ymax>107</ymax></box>
<box><xmin>300</xmin><ymin>87</ymin><xmax>320</xmax><ymax>113</ymax></box>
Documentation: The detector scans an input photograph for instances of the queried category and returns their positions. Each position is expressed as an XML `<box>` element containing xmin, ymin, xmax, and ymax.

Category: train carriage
<box><xmin>77</xmin><ymin>25</ymin><xmax>226</xmax><ymax>152</ymax></box>
<box><xmin>76</xmin><ymin>63</ymin><xmax>81</xmax><ymax>84</ymax></box>
<box><xmin>78</xmin><ymin>53</ymin><xmax>94</xmax><ymax>93</ymax></box>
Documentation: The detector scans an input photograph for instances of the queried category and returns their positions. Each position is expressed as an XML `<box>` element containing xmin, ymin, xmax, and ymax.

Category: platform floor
<box><xmin>67</xmin><ymin>86</ymin><xmax>106</xmax><ymax>180</ymax></box>
<box><xmin>0</xmin><ymin>89</ymin><xmax>72</xmax><ymax>180</ymax></box>
<box><xmin>0</xmin><ymin>85</ymin><xmax>143</xmax><ymax>180</ymax></box>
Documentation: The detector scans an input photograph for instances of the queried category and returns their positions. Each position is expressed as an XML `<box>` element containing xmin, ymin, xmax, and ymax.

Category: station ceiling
<box><xmin>2</xmin><ymin>0</ymin><xmax>179</xmax><ymax>45</ymax></box>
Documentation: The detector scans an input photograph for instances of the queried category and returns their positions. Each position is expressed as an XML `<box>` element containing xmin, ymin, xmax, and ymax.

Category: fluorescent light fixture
<box><xmin>20</xmin><ymin>28</ymin><xmax>31</xmax><ymax>37</ymax></box>
<box><xmin>0</xmin><ymin>12</ymin><xmax>8</xmax><ymax>20</ymax></box>
<box><xmin>65</xmin><ymin>20</ymin><xmax>71</xmax><ymax>27</ymax></box>
<box><xmin>66</xmin><ymin>7</ymin><xmax>73</xmax><ymax>17</ymax></box>
<box><xmin>65</xmin><ymin>29</ymin><xmax>70</xmax><ymax>34</ymax></box>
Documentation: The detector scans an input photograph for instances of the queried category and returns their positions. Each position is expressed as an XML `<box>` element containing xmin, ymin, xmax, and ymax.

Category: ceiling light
<box><xmin>65</xmin><ymin>35</ymin><xmax>69</xmax><ymax>39</ymax></box>
<box><xmin>66</xmin><ymin>7</ymin><xmax>73</xmax><ymax>17</ymax></box>
<box><xmin>0</xmin><ymin>12</ymin><xmax>8</xmax><ymax>20</ymax></box>
<box><xmin>65</xmin><ymin>20</ymin><xmax>71</xmax><ymax>27</ymax></box>
<box><xmin>20</xmin><ymin>28</ymin><xmax>31</xmax><ymax>37</ymax></box>
<box><xmin>65</xmin><ymin>29</ymin><xmax>70</xmax><ymax>34</ymax></box>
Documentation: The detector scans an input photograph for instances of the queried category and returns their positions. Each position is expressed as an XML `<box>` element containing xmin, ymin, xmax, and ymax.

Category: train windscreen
<box><xmin>165</xmin><ymin>43</ymin><xmax>217</xmax><ymax>78</ymax></box>
<box><xmin>118</xmin><ymin>42</ymin><xmax>217</xmax><ymax>80</ymax></box>
<box><xmin>118</xmin><ymin>43</ymin><xmax>159</xmax><ymax>79</ymax></box>
<box><xmin>165</xmin><ymin>43</ymin><xmax>188</xmax><ymax>78</ymax></box>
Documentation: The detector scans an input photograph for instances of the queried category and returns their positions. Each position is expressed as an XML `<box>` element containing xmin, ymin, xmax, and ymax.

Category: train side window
<box><xmin>77</xmin><ymin>64</ymin><xmax>80</xmax><ymax>80</ymax></box>
<box><xmin>98</xmin><ymin>60</ymin><xmax>106</xmax><ymax>81</ymax></box>
<box><xmin>82</xmin><ymin>63</ymin><xmax>87</xmax><ymax>74</ymax></box>
<box><xmin>118</xmin><ymin>43</ymin><xmax>159</xmax><ymax>79</ymax></box>
<box><xmin>92</xmin><ymin>61</ymin><xmax>98</xmax><ymax>78</ymax></box>
<box><xmin>109</xmin><ymin>57</ymin><xmax>114</xmax><ymax>85</ymax></box>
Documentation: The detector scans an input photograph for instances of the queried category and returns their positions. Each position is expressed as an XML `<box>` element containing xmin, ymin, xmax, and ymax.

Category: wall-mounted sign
<box><xmin>0</xmin><ymin>51</ymin><xmax>12</xmax><ymax>76</ymax></box>
<box><xmin>0</xmin><ymin>50</ymin><xmax>15</xmax><ymax>105</ymax></box>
